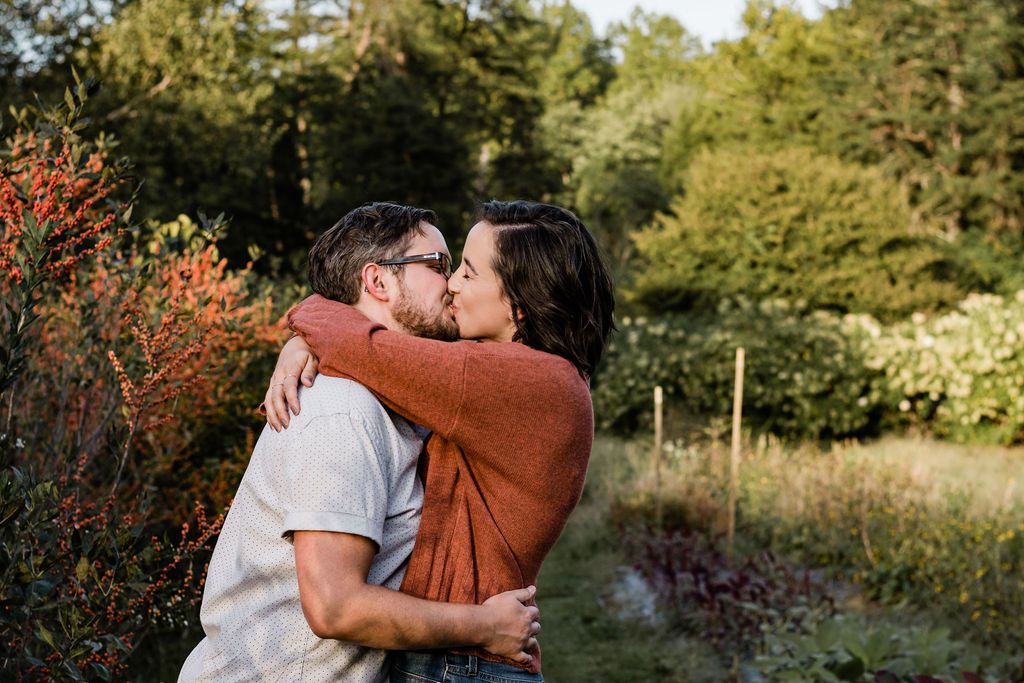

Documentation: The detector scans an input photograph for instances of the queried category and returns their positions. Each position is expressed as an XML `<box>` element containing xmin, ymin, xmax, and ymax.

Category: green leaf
<box><xmin>814</xmin><ymin>619</ymin><xmax>840</xmax><ymax>651</ymax></box>
<box><xmin>88</xmin><ymin>662</ymin><xmax>111</xmax><ymax>680</ymax></box>
<box><xmin>863</xmin><ymin>628</ymin><xmax>892</xmax><ymax>666</ymax></box>
<box><xmin>842</xmin><ymin>630</ymin><xmax>868</xmax><ymax>662</ymax></box>
<box><xmin>20</xmin><ymin>208</ymin><xmax>39</xmax><ymax>244</ymax></box>
<box><xmin>59</xmin><ymin>657</ymin><xmax>85</xmax><ymax>681</ymax></box>
<box><xmin>75</xmin><ymin>556</ymin><xmax>90</xmax><ymax>581</ymax></box>
<box><xmin>37</xmin><ymin>622</ymin><xmax>58</xmax><ymax>650</ymax></box>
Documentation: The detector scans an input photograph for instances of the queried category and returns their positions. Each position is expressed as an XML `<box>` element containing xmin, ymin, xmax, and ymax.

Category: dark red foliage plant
<box><xmin>620</xmin><ymin>524</ymin><xmax>835</xmax><ymax>656</ymax></box>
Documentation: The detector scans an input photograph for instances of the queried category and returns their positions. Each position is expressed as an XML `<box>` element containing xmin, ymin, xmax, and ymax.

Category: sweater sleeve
<box><xmin>286</xmin><ymin>295</ymin><xmax>471</xmax><ymax>440</ymax></box>
<box><xmin>287</xmin><ymin>295</ymin><xmax>584</xmax><ymax>448</ymax></box>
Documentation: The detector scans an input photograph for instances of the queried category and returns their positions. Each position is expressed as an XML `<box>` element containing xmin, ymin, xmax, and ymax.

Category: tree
<box><xmin>630</xmin><ymin>147</ymin><xmax>967</xmax><ymax>321</ymax></box>
<box><xmin>73</xmin><ymin>0</ymin><xmax>283</xmax><ymax>267</ymax></box>
<box><xmin>0</xmin><ymin>0</ymin><xmax>114</xmax><ymax>112</ymax></box>
<box><xmin>535</xmin><ymin>1</ymin><xmax>615</xmax><ymax>108</ymax></box>
<box><xmin>552</xmin><ymin>82</ymin><xmax>693</xmax><ymax>279</ymax></box>
<box><xmin>608</xmin><ymin>8</ymin><xmax>702</xmax><ymax>94</ymax></box>
<box><xmin>543</xmin><ymin>10</ymin><xmax>702</xmax><ymax>280</ymax></box>
<box><xmin>656</xmin><ymin>1</ymin><xmax>851</xmax><ymax>187</ymax></box>
<box><xmin>820</xmin><ymin>0</ymin><xmax>1024</xmax><ymax>237</ymax></box>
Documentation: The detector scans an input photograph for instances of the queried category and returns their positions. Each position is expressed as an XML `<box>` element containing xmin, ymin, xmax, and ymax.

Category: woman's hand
<box><xmin>264</xmin><ymin>336</ymin><xmax>319</xmax><ymax>431</ymax></box>
<box><xmin>479</xmin><ymin>585</ymin><xmax>540</xmax><ymax>666</ymax></box>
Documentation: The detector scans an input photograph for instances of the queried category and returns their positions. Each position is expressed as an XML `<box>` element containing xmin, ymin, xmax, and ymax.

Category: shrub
<box><xmin>0</xmin><ymin>78</ymin><xmax>284</xmax><ymax>678</ymax></box>
<box><xmin>591</xmin><ymin>298</ymin><xmax>882</xmax><ymax>439</ymax></box>
<box><xmin>861</xmin><ymin>292</ymin><xmax>1024</xmax><ymax>445</ymax></box>
<box><xmin>754</xmin><ymin>614</ymin><xmax>1019</xmax><ymax>682</ymax></box>
<box><xmin>596</xmin><ymin>291</ymin><xmax>1024</xmax><ymax>445</ymax></box>
<box><xmin>629</xmin><ymin>147</ymin><xmax>966</xmax><ymax>321</ymax></box>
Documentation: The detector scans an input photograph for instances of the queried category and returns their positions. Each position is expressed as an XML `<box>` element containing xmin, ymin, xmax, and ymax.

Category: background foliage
<box><xmin>4</xmin><ymin>0</ymin><xmax>1022</xmax><ymax>290</ymax></box>
<box><xmin>630</xmin><ymin>147</ymin><xmax>967</xmax><ymax>320</ymax></box>
<box><xmin>4</xmin><ymin>0</ymin><xmax>1024</xmax><ymax>678</ymax></box>
<box><xmin>592</xmin><ymin>300</ymin><xmax>881</xmax><ymax>439</ymax></box>
<box><xmin>0</xmin><ymin>80</ymin><xmax>284</xmax><ymax>679</ymax></box>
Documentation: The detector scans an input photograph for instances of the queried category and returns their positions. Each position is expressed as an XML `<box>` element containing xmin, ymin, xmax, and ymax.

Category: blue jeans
<box><xmin>390</xmin><ymin>651</ymin><xmax>544</xmax><ymax>683</ymax></box>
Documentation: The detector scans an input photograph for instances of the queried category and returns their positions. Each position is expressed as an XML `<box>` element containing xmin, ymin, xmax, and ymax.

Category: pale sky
<box><xmin>572</xmin><ymin>0</ymin><xmax>837</xmax><ymax>47</ymax></box>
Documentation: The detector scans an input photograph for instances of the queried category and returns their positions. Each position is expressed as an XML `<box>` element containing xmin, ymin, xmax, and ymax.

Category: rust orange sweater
<box><xmin>288</xmin><ymin>295</ymin><xmax>594</xmax><ymax>672</ymax></box>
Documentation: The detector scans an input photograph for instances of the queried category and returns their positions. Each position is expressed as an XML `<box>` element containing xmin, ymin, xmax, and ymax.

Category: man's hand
<box><xmin>264</xmin><ymin>336</ymin><xmax>319</xmax><ymax>431</ymax></box>
<box><xmin>296</xmin><ymin>531</ymin><xmax>541</xmax><ymax>657</ymax></box>
<box><xmin>479</xmin><ymin>585</ymin><xmax>541</xmax><ymax>666</ymax></box>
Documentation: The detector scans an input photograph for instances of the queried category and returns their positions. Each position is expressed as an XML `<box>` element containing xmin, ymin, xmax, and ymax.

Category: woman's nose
<box><xmin>447</xmin><ymin>271</ymin><xmax>462</xmax><ymax>294</ymax></box>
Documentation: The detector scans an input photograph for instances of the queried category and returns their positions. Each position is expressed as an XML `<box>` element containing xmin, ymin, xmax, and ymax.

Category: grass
<box><xmin>535</xmin><ymin>432</ymin><xmax>1024</xmax><ymax>681</ymax></box>
<box><xmin>845</xmin><ymin>435</ymin><xmax>1024</xmax><ymax>513</ymax></box>
<box><xmin>536</xmin><ymin>452</ymin><xmax>727</xmax><ymax>682</ymax></box>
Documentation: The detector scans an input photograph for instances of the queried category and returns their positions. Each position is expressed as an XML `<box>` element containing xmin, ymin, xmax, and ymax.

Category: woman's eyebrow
<box><xmin>464</xmin><ymin>257</ymin><xmax>479</xmax><ymax>276</ymax></box>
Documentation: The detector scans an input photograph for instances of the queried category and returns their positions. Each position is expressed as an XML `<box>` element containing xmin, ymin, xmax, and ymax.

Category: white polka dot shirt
<box><xmin>180</xmin><ymin>377</ymin><xmax>425</xmax><ymax>682</ymax></box>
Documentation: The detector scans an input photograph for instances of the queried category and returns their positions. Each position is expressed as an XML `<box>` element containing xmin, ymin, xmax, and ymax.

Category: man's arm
<box><xmin>293</xmin><ymin>530</ymin><xmax>539</xmax><ymax>664</ymax></box>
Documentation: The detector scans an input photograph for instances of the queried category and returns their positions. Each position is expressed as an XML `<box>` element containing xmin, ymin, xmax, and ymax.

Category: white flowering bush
<box><xmin>595</xmin><ymin>292</ymin><xmax>1024</xmax><ymax>444</ymax></box>
<box><xmin>591</xmin><ymin>299</ymin><xmax>881</xmax><ymax>438</ymax></box>
<box><xmin>863</xmin><ymin>292</ymin><xmax>1024</xmax><ymax>444</ymax></box>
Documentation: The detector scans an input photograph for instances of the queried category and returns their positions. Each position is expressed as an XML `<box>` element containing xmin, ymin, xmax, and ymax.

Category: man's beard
<box><xmin>392</xmin><ymin>285</ymin><xmax>459</xmax><ymax>342</ymax></box>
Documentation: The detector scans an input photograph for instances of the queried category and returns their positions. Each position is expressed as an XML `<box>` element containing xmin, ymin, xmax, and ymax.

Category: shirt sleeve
<box><xmin>279</xmin><ymin>409</ymin><xmax>392</xmax><ymax>549</ymax></box>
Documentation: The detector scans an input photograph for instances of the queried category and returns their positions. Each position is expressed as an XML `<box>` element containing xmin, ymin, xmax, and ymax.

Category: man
<box><xmin>178</xmin><ymin>203</ymin><xmax>539</xmax><ymax>682</ymax></box>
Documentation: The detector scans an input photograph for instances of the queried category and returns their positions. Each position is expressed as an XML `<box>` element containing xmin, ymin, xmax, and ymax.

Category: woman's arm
<box><xmin>285</xmin><ymin>295</ymin><xmax>576</xmax><ymax>442</ymax></box>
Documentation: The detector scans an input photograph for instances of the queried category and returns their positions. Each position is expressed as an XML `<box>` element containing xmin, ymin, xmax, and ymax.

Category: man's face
<box><xmin>390</xmin><ymin>223</ymin><xmax>459</xmax><ymax>341</ymax></box>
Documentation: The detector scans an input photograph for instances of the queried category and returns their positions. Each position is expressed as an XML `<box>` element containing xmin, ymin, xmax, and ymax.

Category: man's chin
<box><xmin>392</xmin><ymin>292</ymin><xmax>459</xmax><ymax>341</ymax></box>
<box><xmin>412</xmin><ymin>319</ymin><xmax>460</xmax><ymax>342</ymax></box>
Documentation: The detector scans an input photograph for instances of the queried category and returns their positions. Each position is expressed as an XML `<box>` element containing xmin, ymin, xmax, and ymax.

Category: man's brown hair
<box><xmin>308</xmin><ymin>202</ymin><xmax>437</xmax><ymax>303</ymax></box>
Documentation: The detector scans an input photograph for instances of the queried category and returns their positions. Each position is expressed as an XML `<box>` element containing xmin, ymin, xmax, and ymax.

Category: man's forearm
<box><xmin>294</xmin><ymin>530</ymin><xmax>536</xmax><ymax>660</ymax></box>
<box><xmin>302</xmin><ymin>582</ymin><xmax>491</xmax><ymax>649</ymax></box>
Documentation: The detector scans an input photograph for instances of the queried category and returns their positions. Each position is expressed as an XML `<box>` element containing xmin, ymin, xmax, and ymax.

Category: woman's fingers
<box><xmin>301</xmin><ymin>353</ymin><xmax>318</xmax><ymax>387</ymax></box>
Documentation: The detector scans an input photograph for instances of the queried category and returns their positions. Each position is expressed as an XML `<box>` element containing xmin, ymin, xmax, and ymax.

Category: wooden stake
<box><xmin>728</xmin><ymin>347</ymin><xmax>745</xmax><ymax>561</ymax></box>
<box><xmin>654</xmin><ymin>385</ymin><xmax>663</xmax><ymax>530</ymax></box>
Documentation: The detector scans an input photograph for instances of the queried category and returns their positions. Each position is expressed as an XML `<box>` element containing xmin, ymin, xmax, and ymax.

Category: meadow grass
<box><xmin>563</xmin><ymin>432</ymin><xmax>1024</xmax><ymax>680</ymax></box>
<box><xmin>536</xmin><ymin>438</ymin><xmax>728</xmax><ymax>683</ymax></box>
<box><xmin>845</xmin><ymin>436</ymin><xmax>1024</xmax><ymax>513</ymax></box>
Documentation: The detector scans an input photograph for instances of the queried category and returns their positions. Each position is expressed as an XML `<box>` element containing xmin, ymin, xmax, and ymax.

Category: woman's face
<box><xmin>447</xmin><ymin>221</ymin><xmax>517</xmax><ymax>344</ymax></box>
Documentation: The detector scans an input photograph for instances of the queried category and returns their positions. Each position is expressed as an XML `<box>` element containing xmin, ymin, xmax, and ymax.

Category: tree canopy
<box><xmin>2</xmin><ymin>0</ymin><xmax>1021</xmax><ymax>313</ymax></box>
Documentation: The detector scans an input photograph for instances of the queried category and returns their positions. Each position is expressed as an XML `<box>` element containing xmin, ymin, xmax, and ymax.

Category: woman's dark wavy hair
<box><xmin>480</xmin><ymin>200</ymin><xmax>615</xmax><ymax>377</ymax></box>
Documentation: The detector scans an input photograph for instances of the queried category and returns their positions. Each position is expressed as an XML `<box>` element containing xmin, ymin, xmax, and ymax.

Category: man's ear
<box><xmin>361</xmin><ymin>263</ymin><xmax>390</xmax><ymax>301</ymax></box>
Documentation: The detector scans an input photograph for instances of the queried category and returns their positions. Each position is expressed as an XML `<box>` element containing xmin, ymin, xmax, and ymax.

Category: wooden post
<box><xmin>727</xmin><ymin>348</ymin><xmax>745</xmax><ymax>561</ymax></box>
<box><xmin>653</xmin><ymin>385</ymin><xmax>663</xmax><ymax>530</ymax></box>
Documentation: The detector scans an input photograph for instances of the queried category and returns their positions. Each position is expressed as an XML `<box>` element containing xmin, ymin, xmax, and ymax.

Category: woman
<box><xmin>264</xmin><ymin>200</ymin><xmax>615</xmax><ymax>682</ymax></box>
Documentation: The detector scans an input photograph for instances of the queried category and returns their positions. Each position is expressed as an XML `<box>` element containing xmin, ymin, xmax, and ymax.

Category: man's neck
<box><xmin>352</xmin><ymin>298</ymin><xmax>401</xmax><ymax>333</ymax></box>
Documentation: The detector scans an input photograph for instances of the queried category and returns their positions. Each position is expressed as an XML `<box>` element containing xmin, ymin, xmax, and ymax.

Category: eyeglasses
<box><xmin>377</xmin><ymin>251</ymin><xmax>452</xmax><ymax>280</ymax></box>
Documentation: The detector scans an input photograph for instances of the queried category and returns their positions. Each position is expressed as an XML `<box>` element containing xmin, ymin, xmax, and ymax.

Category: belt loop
<box><xmin>467</xmin><ymin>654</ymin><xmax>478</xmax><ymax>676</ymax></box>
